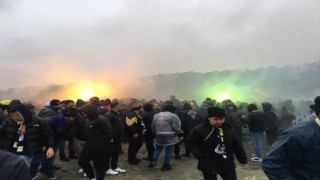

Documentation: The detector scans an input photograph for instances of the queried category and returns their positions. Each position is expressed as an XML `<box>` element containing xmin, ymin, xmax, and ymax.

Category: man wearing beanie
<box><xmin>262</xmin><ymin>96</ymin><xmax>320</xmax><ymax>179</ymax></box>
<box><xmin>186</xmin><ymin>107</ymin><xmax>247</xmax><ymax>180</ymax></box>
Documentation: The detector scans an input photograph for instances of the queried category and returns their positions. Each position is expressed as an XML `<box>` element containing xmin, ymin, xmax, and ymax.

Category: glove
<box><xmin>50</xmin><ymin>115</ymin><xmax>67</xmax><ymax>126</ymax></box>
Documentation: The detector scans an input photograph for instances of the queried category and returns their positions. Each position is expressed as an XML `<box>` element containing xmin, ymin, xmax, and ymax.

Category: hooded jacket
<box><xmin>0</xmin><ymin>104</ymin><xmax>55</xmax><ymax>156</ymax></box>
<box><xmin>186</xmin><ymin>120</ymin><xmax>247</xmax><ymax>174</ymax></box>
<box><xmin>79</xmin><ymin>104</ymin><xmax>113</xmax><ymax>151</ymax></box>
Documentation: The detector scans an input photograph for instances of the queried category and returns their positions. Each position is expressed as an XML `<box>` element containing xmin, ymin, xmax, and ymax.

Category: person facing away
<box><xmin>262</xmin><ymin>96</ymin><xmax>320</xmax><ymax>180</ymax></box>
<box><xmin>148</xmin><ymin>102</ymin><xmax>182</xmax><ymax>171</ymax></box>
<box><xmin>186</xmin><ymin>107</ymin><xmax>247</xmax><ymax>180</ymax></box>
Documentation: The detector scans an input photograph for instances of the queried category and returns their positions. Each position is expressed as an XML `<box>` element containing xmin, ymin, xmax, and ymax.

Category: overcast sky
<box><xmin>0</xmin><ymin>0</ymin><xmax>319</xmax><ymax>90</ymax></box>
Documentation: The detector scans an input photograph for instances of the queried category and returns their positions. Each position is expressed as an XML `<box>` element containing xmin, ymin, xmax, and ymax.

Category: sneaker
<box><xmin>251</xmin><ymin>154</ymin><xmax>257</xmax><ymax>158</ymax></box>
<box><xmin>78</xmin><ymin>168</ymin><xmax>84</xmax><ymax>173</ymax></box>
<box><xmin>250</xmin><ymin>157</ymin><xmax>262</xmax><ymax>162</ymax></box>
<box><xmin>113</xmin><ymin>167</ymin><xmax>126</xmax><ymax>173</ymax></box>
<box><xmin>106</xmin><ymin>169</ymin><xmax>119</xmax><ymax>175</ymax></box>
<box><xmin>44</xmin><ymin>172</ymin><xmax>56</xmax><ymax>180</ymax></box>
<box><xmin>89</xmin><ymin>178</ymin><xmax>96</xmax><ymax>180</ymax></box>
<box><xmin>83</xmin><ymin>173</ymin><xmax>87</xmax><ymax>177</ymax></box>
<box><xmin>128</xmin><ymin>159</ymin><xmax>140</xmax><ymax>165</ymax></box>
<box><xmin>31</xmin><ymin>175</ymin><xmax>38</xmax><ymax>180</ymax></box>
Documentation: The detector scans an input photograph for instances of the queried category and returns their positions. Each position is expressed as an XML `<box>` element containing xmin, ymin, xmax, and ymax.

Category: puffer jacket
<box><xmin>0</xmin><ymin>104</ymin><xmax>55</xmax><ymax>156</ymax></box>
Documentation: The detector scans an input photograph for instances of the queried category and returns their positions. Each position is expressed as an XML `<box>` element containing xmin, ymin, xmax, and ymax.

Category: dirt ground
<box><xmin>35</xmin><ymin>140</ymin><xmax>268</xmax><ymax>180</ymax></box>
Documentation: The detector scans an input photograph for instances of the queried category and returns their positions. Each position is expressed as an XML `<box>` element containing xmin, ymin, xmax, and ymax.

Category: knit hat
<box><xmin>314</xmin><ymin>96</ymin><xmax>320</xmax><ymax>116</ymax></box>
<box><xmin>50</xmin><ymin>99</ymin><xmax>61</xmax><ymax>107</ymax></box>
<box><xmin>207</xmin><ymin>107</ymin><xmax>225</xmax><ymax>118</ymax></box>
<box><xmin>131</xmin><ymin>102</ymin><xmax>142</xmax><ymax>110</ymax></box>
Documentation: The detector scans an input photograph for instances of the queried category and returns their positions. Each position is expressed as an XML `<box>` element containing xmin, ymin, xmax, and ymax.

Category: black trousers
<box><xmin>202</xmin><ymin>170</ymin><xmax>237</xmax><ymax>180</ymax></box>
<box><xmin>127</xmin><ymin>134</ymin><xmax>143</xmax><ymax>161</ymax></box>
<box><xmin>78</xmin><ymin>146</ymin><xmax>107</xmax><ymax>180</ymax></box>
<box><xmin>106</xmin><ymin>141</ymin><xmax>121</xmax><ymax>170</ymax></box>
<box><xmin>144</xmin><ymin>132</ymin><xmax>155</xmax><ymax>159</ymax></box>
<box><xmin>174</xmin><ymin>143</ymin><xmax>180</xmax><ymax>156</ymax></box>
<box><xmin>59</xmin><ymin>131</ymin><xmax>76</xmax><ymax>158</ymax></box>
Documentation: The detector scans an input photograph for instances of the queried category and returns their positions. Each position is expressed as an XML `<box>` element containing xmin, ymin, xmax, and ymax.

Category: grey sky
<box><xmin>0</xmin><ymin>0</ymin><xmax>319</xmax><ymax>90</ymax></box>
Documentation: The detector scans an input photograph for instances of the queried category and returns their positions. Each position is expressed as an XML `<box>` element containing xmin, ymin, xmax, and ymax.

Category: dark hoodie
<box><xmin>78</xmin><ymin>104</ymin><xmax>113</xmax><ymax>151</ymax></box>
<box><xmin>0</xmin><ymin>104</ymin><xmax>55</xmax><ymax>156</ymax></box>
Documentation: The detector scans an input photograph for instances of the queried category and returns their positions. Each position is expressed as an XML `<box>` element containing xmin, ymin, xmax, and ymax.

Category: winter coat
<box><xmin>0</xmin><ymin>105</ymin><xmax>55</xmax><ymax>156</ymax></box>
<box><xmin>245</xmin><ymin>110</ymin><xmax>265</xmax><ymax>133</ymax></box>
<box><xmin>124</xmin><ymin>110</ymin><xmax>144</xmax><ymax>136</ymax></box>
<box><xmin>263</xmin><ymin>110</ymin><xmax>278</xmax><ymax>135</ymax></box>
<box><xmin>142</xmin><ymin>110</ymin><xmax>156</xmax><ymax>136</ymax></box>
<box><xmin>186</xmin><ymin>120</ymin><xmax>247</xmax><ymax>174</ymax></box>
<box><xmin>152</xmin><ymin>111</ymin><xmax>181</xmax><ymax>146</ymax></box>
<box><xmin>104</xmin><ymin>110</ymin><xmax>122</xmax><ymax>141</ymax></box>
<box><xmin>262</xmin><ymin>118</ymin><xmax>320</xmax><ymax>180</ymax></box>
<box><xmin>179</xmin><ymin>109</ymin><xmax>202</xmax><ymax>134</ymax></box>
<box><xmin>79</xmin><ymin>104</ymin><xmax>113</xmax><ymax>152</ymax></box>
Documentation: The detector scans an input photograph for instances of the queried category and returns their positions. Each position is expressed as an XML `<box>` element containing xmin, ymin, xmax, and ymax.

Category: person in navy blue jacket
<box><xmin>262</xmin><ymin>96</ymin><xmax>320</xmax><ymax>179</ymax></box>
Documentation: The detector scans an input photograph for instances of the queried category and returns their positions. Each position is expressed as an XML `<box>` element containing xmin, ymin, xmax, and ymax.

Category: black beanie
<box><xmin>314</xmin><ymin>96</ymin><xmax>320</xmax><ymax>116</ymax></box>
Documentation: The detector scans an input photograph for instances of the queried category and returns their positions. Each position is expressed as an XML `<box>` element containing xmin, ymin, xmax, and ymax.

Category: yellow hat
<box><xmin>0</xmin><ymin>99</ymin><xmax>11</xmax><ymax>106</ymax></box>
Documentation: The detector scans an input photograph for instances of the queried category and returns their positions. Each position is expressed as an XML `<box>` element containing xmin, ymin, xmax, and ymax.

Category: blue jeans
<box><xmin>250</xmin><ymin>132</ymin><xmax>266</xmax><ymax>158</ymax></box>
<box><xmin>152</xmin><ymin>144</ymin><xmax>175</xmax><ymax>167</ymax></box>
<box><xmin>19</xmin><ymin>155</ymin><xmax>32</xmax><ymax>166</ymax></box>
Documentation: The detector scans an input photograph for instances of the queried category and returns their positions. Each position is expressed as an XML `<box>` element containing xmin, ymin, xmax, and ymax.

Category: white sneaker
<box><xmin>106</xmin><ymin>169</ymin><xmax>119</xmax><ymax>175</ymax></box>
<box><xmin>78</xmin><ymin>168</ymin><xmax>84</xmax><ymax>173</ymax></box>
<box><xmin>113</xmin><ymin>167</ymin><xmax>126</xmax><ymax>173</ymax></box>
<box><xmin>250</xmin><ymin>157</ymin><xmax>262</xmax><ymax>162</ymax></box>
<box><xmin>89</xmin><ymin>178</ymin><xmax>96</xmax><ymax>180</ymax></box>
<box><xmin>83</xmin><ymin>173</ymin><xmax>87</xmax><ymax>177</ymax></box>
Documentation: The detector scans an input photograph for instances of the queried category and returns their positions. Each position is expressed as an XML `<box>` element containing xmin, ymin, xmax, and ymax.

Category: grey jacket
<box><xmin>152</xmin><ymin>112</ymin><xmax>181</xmax><ymax>146</ymax></box>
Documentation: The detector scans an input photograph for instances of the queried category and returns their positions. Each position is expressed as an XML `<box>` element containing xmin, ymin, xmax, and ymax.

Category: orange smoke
<box><xmin>64</xmin><ymin>80</ymin><xmax>112</xmax><ymax>101</ymax></box>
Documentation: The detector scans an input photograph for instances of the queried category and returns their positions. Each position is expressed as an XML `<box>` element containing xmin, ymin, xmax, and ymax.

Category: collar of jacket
<box><xmin>316</xmin><ymin>117</ymin><xmax>320</xmax><ymax>126</ymax></box>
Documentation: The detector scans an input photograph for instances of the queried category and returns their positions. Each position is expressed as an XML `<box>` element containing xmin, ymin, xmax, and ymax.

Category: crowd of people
<box><xmin>0</xmin><ymin>95</ymin><xmax>319</xmax><ymax>180</ymax></box>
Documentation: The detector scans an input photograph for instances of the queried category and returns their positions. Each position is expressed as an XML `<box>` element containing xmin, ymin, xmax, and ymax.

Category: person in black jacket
<box><xmin>0</xmin><ymin>103</ymin><xmax>55</xmax><ymax>179</ymax></box>
<box><xmin>124</xmin><ymin>102</ymin><xmax>145</xmax><ymax>165</ymax></box>
<box><xmin>186</xmin><ymin>107</ymin><xmax>247</xmax><ymax>180</ymax></box>
<box><xmin>0</xmin><ymin>150</ymin><xmax>32</xmax><ymax>180</ymax></box>
<box><xmin>104</xmin><ymin>101</ymin><xmax>126</xmax><ymax>175</ymax></box>
<box><xmin>262</xmin><ymin>96</ymin><xmax>320</xmax><ymax>179</ymax></box>
<box><xmin>78</xmin><ymin>104</ymin><xmax>113</xmax><ymax>180</ymax></box>
<box><xmin>262</xmin><ymin>102</ymin><xmax>279</xmax><ymax>146</ymax></box>
<box><xmin>244</xmin><ymin>104</ymin><xmax>266</xmax><ymax>162</ymax></box>
<box><xmin>141</xmin><ymin>103</ymin><xmax>156</xmax><ymax>161</ymax></box>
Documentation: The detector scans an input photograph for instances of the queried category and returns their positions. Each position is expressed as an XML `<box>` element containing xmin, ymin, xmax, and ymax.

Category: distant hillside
<box><xmin>1</xmin><ymin>62</ymin><xmax>319</xmax><ymax>104</ymax></box>
<box><xmin>148</xmin><ymin>62</ymin><xmax>320</xmax><ymax>102</ymax></box>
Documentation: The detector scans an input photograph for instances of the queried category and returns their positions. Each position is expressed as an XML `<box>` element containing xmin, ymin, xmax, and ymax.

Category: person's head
<box><xmin>64</xmin><ymin>100</ymin><xmax>75</xmax><ymax>108</ymax></box>
<box><xmin>162</xmin><ymin>103</ymin><xmax>176</xmax><ymax>113</ymax></box>
<box><xmin>143</xmin><ymin>103</ymin><xmax>154</xmax><ymax>112</ymax></box>
<box><xmin>78</xmin><ymin>104</ymin><xmax>99</xmax><ymax>120</ymax></box>
<box><xmin>131</xmin><ymin>102</ymin><xmax>142</xmax><ymax>111</ymax></box>
<box><xmin>111</xmin><ymin>101</ymin><xmax>120</xmax><ymax>113</ymax></box>
<box><xmin>89</xmin><ymin>96</ymin><xmax>100</xmax><ymax>104</ymax></box>
<box><xmin>8</xmin><ymin>104</ymin><xmax>33</xmax><ymax>122</ymax></box>
<box><xmin>247</xmin><ymin>103</ymin><xmax>258</xmax><ymax>113</ymax></box>
<box><xmin>314</xmin><ymin>96</ymin><xmax>320</xmax><ymax>117</ymax></box>
<box><xmin>50</xmin><ymin>99</ymin><xmax>62</xmax><ymax>110</ymax></box>
<box><xmin>207</xmin><ymin>107</ymin><xmax>225</xmax><ymax>127</ymax></box>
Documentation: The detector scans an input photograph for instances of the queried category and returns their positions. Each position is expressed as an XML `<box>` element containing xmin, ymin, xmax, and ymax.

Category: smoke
<box><xmin>0</xmin><ymin>0</ymin><xmax>319</xmax><ymax>104</ymax></box>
